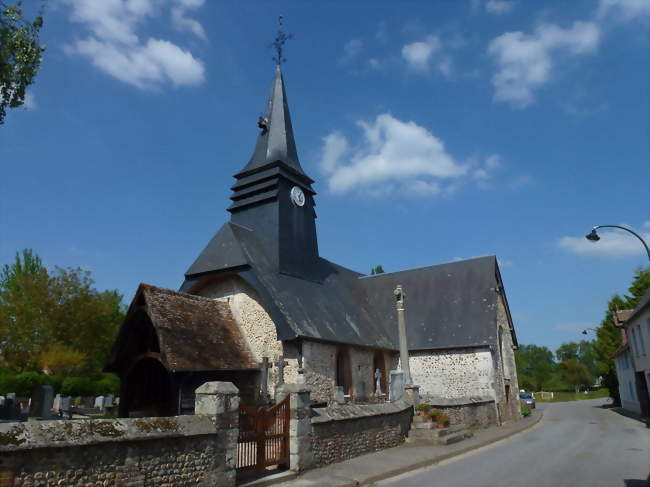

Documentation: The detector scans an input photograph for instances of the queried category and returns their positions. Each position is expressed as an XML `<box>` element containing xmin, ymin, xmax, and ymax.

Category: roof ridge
<box><xmin>358</xmin><ymin>255</ymin><xmax>496</xmax><ymax>280</ymax></box>
<box><xmin>140</xmin><ymin>283</ymin><xmax>223</xmax><ymax>304</ymax></box>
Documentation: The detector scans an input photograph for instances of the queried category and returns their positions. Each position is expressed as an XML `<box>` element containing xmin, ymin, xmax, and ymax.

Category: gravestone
<box><xmin>52</xmin><ymin>394</ymin><xmax>61</xmax><ymax>411</ymax></box>
<box><xmin>0</xmin><ymin>396</ymin><xmax>20</xmax><ymax>420</ymax></box>
<box><xmin>29</xmin><ymin>385</ymin><xmax>54</xmax><ymax>419</ymax></box>
<box><xmin>94</xmin><ymin>396</ymin><xmax>105</xmax><ymax>410</ymax></box>
<box><xmin>60</xmin><ymin>396</ymin><xmax>71</xmax><ymax>412</ymax></box>
<box><xmin>103</xmin><ymin>395</ymin><xmax>114</xmax><ymax>409</ymax></box>
<box><xmin>389</xmin><ymin>370</ymin><xmax>404</xmax><ymax>401</ymax></box>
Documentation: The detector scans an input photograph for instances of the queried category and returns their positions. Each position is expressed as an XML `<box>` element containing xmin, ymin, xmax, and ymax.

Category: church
<box><xmin>106</xmin><ymin>62</ymin><xmax>521</xmax><ymax>426</ymax></box>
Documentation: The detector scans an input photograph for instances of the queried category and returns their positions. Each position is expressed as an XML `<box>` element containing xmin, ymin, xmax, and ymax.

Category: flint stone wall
<box><xmin>495</xmin><ymin>295</ymin><xmax>521</xmax><ymax>423</ymax></box>
<box><xmin>0</xmin><ymin>383</ymin><xmax>238</xmax><ymax>487</ymax></box>
<box><xmin>410</xmin><ymin>348</ymin><xmax>496</xmax><ymax>401</ymax></box>
<box><xmin>424</xmin><ymin>397</ymin><xmax>498</xmax><ymax>428</ymax></box>
<box><xmin>309</xmin><ymin>400</ymin><xmax>412</xmax><ymax>468</ymax></box>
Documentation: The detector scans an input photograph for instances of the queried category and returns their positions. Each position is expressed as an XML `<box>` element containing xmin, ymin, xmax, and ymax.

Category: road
<box><xmin>379</xmin><ymin>399</ymin><xmax>649</xmax><ymax>487</ymax></box>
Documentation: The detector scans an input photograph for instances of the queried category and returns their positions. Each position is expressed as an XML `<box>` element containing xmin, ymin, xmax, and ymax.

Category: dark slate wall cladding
<box><xmin>310</xmin><ymin>408</ymin><xmax>412</xmax><ymax>468</ymax></box>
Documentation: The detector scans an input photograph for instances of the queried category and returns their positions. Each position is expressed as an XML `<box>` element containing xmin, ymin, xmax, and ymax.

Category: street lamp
<box><xmin>585</xmin><ymin>225</ymin><xmax>650</xmax><ymax>263</ymax></box>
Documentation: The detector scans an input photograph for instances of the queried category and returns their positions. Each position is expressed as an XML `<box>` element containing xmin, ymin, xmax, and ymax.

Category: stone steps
<box><xmin>407</xmin><ymin>419</ymin><xmax>473</xmax><ymax>445</ymax></box>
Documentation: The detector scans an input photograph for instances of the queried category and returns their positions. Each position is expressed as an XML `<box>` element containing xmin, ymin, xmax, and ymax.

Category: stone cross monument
<box><xmin>394</xmin><ymin>285</ymin><xmax>412</xmax><ymax>385</ymax></box>
<box><xmin>275</xmin><ymin>356</ymin><xmax>288</xmax><ymax>387</ymax></box>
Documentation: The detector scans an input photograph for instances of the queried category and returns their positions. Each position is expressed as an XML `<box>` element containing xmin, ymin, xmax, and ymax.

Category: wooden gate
<box><xmin>236</xmin><ymin>396</ymin><xmax>290</xmax><ymax>471</ymax></box>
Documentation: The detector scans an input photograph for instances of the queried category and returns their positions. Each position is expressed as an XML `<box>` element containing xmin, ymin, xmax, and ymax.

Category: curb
<box><xmin>360</xmin><ymin>410</ymin><xmax>544</xmax><ymax>486</ymax></box>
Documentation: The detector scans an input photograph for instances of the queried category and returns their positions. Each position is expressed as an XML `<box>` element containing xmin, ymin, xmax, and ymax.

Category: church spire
<box><xmin>237</xmin><ymin>64</ymin><xmax>306</xmax><ymax>178</ymax></box>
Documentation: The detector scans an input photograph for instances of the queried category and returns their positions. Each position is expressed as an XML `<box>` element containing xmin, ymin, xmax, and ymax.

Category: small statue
<box><xmin>375</xmin><ymin>368</ymin><xmax>383</xmax><ymax>396</ymax></box>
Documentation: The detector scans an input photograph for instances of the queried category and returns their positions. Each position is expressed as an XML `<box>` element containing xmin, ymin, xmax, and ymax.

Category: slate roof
<box><xmin>237</xmin><ymin>65</ymin><xmax>309</xmax><ymax>180</ymax></box>
<box><xmin>359</xmin><ymin>257</ymin><xmax>507</xmax><ymax>351</ymax></box>
<box><xmin>181</xmin><ymin>223</ymin><xmax>514</xmax><ymax>352</ymax></box>
<box><xmin>107</xmin><ymin>284</ymin><xmax>259</xmax><ymax>373</ymax></box>
<box><xmin>182</xmin><ymin>222</ymin><xmax>396</xmax><ymax>349</ymax></box>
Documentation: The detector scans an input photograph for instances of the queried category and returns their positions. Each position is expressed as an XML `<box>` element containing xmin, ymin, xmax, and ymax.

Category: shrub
<box><xmin>61</xmin><ymin>376</ymin><xmax>96</xmax><ymax>397</ymax></box>
<box><xmin>416</xmin><ymin>403</ymin><xmax>432</xmax><ymax>413</ymax></box>
<box><xmin>46</xmin><ymin>375</ymin><xmax>64</xmax><ymax>393</ymax></box>
<box><xmin>94</xmin><ymin>373</ymin><xmax>120</xmax><ymax>396</ymax></box>
<box><xmin>5</xmin><ymin>371</ymin><xmax>51</xmax><ymax>396</ymax></box>
<box><xmin>521</xmin><ymin>405</ymin><xmax>531</xmax><ymax>417</ymax></box>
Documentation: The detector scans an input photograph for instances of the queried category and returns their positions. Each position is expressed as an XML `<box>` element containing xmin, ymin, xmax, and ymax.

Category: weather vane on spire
<box><xmin>269</xmin><ymin>15</ymin><xmax>293</xmax><ymax>65</ymax></box>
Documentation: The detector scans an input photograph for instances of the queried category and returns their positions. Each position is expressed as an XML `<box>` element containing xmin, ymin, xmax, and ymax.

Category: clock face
<box><xmin>290</xmin><ymin>186</ymin><xmax>305</xmax><ymax>207</ymax></box>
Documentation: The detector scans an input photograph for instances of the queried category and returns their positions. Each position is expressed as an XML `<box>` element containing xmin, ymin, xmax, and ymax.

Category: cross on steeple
<box><xmin>269</xmin><ymin>15</ymin><xmax>293</xmax><ymax>65</ymax></box>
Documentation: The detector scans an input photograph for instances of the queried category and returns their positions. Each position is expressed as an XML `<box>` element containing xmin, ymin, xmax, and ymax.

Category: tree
<box><xmin>515</xmin><ymin>344</ymin><xmax>556</xmax><ymax>391</ymax></box>
<box><xmin>556</xmin><ymin>340</ymin><xmax>598</xmax><ymax>378</ymax></box>
<box><xmin>0</xmin><ymin>249</ymin><xmax>52</xmax><ymax>370</ymax></box>
<box><xmin>38</xmin><ymin>344</ymin><xmax>87</xmax><ymax>377</ymax></box>
<box><xmin>0</xmin><ymin>1</ymin><xmax>45</xmax><ymax>124</ymax></box>
<box><xmin>370</xmin><ymin>265</ymin><xmax>385</xmax><ymax>275</ymax></box>
<box><xmin>0</xmin><ymin>250</ymin><xmax>124</xmax><ymax>375</ymax></box>
<box><xmin>556</xmin><ymin>342</ymin><xmax>579</xmax><ymax>363</ymax></box>
<box><xmin>558</xmin><ymin>359</ymin><xmax>593</xmax><ymax>393</ymax></box>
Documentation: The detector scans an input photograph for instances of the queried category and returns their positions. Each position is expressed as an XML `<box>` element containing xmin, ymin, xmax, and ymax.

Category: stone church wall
<box><xmin>410</xmin><ymin>348</ymin><xmax>496</xmax><ymax>401</ymax></box>
<box><xmin>496</xmin><ymin>294</ymin><xmax>521</xmax><ymax>423</ymax></box>
<box><xmin>302</xmin><ymin>340</ymin><xmax>337</xmax><ymax>403</ymax></box>
<box><xmin>197</xmin><ymin>276</ymin><xmax>300</xmax><ymax>398</ymax></box>
<box><xmin>301</xmin><ymin>342</ymin><xmax>396</xmax><ymax>403</ymax></box>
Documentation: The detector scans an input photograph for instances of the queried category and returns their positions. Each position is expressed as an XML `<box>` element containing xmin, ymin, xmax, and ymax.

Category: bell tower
<box><xmin>227</xmin><ymin>62</ymin><xmax>320</xmax><ymax>281</ymax></box>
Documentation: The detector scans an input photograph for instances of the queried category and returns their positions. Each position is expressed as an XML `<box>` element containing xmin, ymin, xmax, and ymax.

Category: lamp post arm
<box><xmin>593</xmin><ymin>225</ymin><xmax>650</xmax><ymax>263</ymax></box>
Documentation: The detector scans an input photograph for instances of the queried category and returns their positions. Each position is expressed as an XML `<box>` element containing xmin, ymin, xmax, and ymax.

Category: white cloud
<box><xmin>402</xmin><ymin>36</ymin><xmax>441</xmax><ymax>71</ymax></box>
<box><xmin>557</xmin><ymin>228</ymin><xmax>650</xmax><ymax>258</ymax></box>
<box><xmin>486</xmin><ymin>0</ymin><xmax>515</xmax><ymax>14</ymax></box>
<box><xmin>485</xmin><ymin>154</ymin><xmax>502</xmax><ymax>170</ymax></box>
<box><xmin>23</xmin><ymin>92</ymin><xmax>37</xmax><ymax>110</ymax></box>
<box><xmin>67</xmin><ymin>37</ymin><xmax>204</xmax><ymax>89</ymax></box>
<box><xmin>471</xmin><ymin>154</ymin><xmax>502</xmax><ymax>186</ymax></box>
<box><xmin>171</xmin><ymin>0</ymin><xmax>206</xmax><ymax>40</ymax></box>
<box><xmin>63</xmin><ymin>0</ymin><xmax>205</xmax><ymax>90</ymax></box>
<box><xmin>488</xmin><ymin>21</ymin><xmax>600</xmax><ymax>107</ymax></box>
<box><xmin>643</xmin><ymin>221</ymin><xmax>650</xmax><ymax>229</ymax></box>
<box><xmin>319</xmin><ymin>113</ymin><xmax>467</xmax><ymax>196</ymax></box>
<box><xmin>343</xmin><ymin>39</ymin><xmax>363</xmax><ymax>59</ymax></box>
<box><xmin>402</xmin><ymin>35</ymin><xmax>454</xmax><ymax>77</ymax></box>
<box><xmin>597</xmin><ymin>0</ymin><xmax>650</xmax><ymax>21</ymax></box>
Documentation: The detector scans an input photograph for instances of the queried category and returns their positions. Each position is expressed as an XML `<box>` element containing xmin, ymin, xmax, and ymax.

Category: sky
<box><xmin>1</xmin><ymin>0</ymin><xmax>649</xmax><ymax>355</ymax></box>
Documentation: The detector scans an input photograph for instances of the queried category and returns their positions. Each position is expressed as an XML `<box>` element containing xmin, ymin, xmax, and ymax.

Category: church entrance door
<box><xmin>236</xmin><ymin>396</ymin><xmax>290</xmax><ymax>472</ymax></box>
